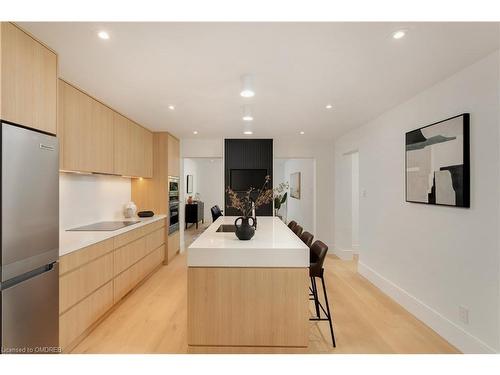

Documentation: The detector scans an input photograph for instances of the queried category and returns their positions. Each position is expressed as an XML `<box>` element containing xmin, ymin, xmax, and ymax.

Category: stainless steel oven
<box><xmin>169</xmin><ymin>176</ymin><xmax>179</xmax><ymax>197</ymax></box>
<box><xmin>168</xmin><ymin>176</ymin><xmax>179</xmax><ymax>234</ymax></box>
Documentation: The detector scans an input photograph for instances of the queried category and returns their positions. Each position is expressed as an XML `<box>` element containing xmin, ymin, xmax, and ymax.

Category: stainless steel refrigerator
<box><xmin>1</xmin><ymin>121</ymin><xmax>59</xmax><ymax>354</ymax></box>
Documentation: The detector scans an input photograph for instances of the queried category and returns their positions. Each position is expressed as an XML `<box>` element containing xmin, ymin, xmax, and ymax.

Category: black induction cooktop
<box><xmin>67</xmin><ymin>221</ymin><xmax>141</xmax><ymax>232</ymax></box>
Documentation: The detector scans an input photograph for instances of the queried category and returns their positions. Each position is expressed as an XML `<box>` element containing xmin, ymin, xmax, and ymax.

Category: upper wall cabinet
<box><xmin>113</xmin><ymin>113</ymin><xmax>153</xmax><ymax>178</ymax></box>
<box><xmin>59</xmin><ymin>79</ymin><xmax>153</xmax><ymax>178</ymax></box>
<box><xmin>167</xmin><ymin>134</ymin><xmax>180</xmax><ymax>177</ymax></box>
<box><xmin>58</xmin><ymin>80</ymin><xmax>114</xmax><ymax>174</ymax></box>
<box><xmin>0</xmin><ymin>22</ymin><xmax>57</xmax><ymax>134</ymax></box>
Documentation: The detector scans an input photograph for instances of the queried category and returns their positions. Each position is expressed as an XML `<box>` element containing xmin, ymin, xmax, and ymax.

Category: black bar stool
<box><xmin>210</xmin><ymin>205</ymin><xmax>223</xmax><ymax>222</ymax></box>
<box><xmin>300</xmin><ymin>231</ymin><xmax>314</xmax><ymax>248</ymax></box>
<box><xmin>309</xmin><ymin>240</ymin><xmax>336</xmax><ymax>347</ymax></box>
<box><xmin>292</xmin><ymin>224</ymin><xmax>303</xmax><ymax>237</ymax></box>
<box><xmin>287</xmin><ymin>220</ymin><xmax>297</xmax><ymax>230</ymax></box>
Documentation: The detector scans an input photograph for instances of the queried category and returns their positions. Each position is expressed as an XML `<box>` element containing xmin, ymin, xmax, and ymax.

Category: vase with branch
<box><xmin>226</xmin><ymin>175</ymin><xmax>273</xmax><ymax>240</ymax></box>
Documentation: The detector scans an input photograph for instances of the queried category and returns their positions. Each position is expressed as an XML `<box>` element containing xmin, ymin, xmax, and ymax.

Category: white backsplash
<box><xmin>59</xmin><ymin>173</ymin><xmax>131</xmax><ymax>230</ymax></box>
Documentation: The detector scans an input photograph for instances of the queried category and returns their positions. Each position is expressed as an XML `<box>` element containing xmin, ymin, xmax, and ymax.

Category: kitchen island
<box><xmin>187</xmin><ymin>216</ymin><xmax>310</xmax><ymax>353</ymax></box>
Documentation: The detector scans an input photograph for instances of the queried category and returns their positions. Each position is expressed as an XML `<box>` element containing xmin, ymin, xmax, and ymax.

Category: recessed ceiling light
<box><xmin>243</xmin><ymin>131</ymin><xmax>253</xmax><ymax>135</ymax></box>
<box><xmin>325</xmin><ymin>104</ymin><xmax>333</xmax><ymax>109</ymax></box>
<box><xmin>392</xmin><ymin>30</ymin><xmax>406</xmax><ymax>40</ymax></box>
<box><xmin>168</xmin><ymin>105</ymin><xmax>175</xmax><ymax>110</ymax></box>
<box><xmin>240</xmin><ymin>90</ymin><xmax>255</xmax><ymax>98</ymax></box>
<box><xmin>300</xmin><ymin>131</ymin><xmax>305</xmax><ymax>135</ymax></box>
<box><xmin>240</xmin><ymin>74</ymin><xmax>255</xmax><ymax>98</ymax></box>
<box><xmin>97</xmin><ymin>31</ymin><xmax>110</xmax><ymax>40</ymax></box>
<box><xmin>193</xmin><ymin>131</ymin><xmax>198</xmax><ymax>135</ymax></box>
<box><xmin>242</xmin><ymin>105</ymin><xmax>254</xmax><ymax>121</ymax></box>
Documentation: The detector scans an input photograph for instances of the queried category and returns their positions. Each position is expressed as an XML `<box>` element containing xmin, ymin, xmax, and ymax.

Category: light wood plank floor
<box><xmin>71</xmin><ymin>225</ymin><xmax>460</xmax><ymax>354</ymax></box>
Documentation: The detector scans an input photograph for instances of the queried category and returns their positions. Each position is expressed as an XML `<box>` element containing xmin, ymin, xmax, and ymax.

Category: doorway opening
<box><xmin>182</xmin><ymin>157</ymin><xmax>224</xmax><ymax>246</ymax></box>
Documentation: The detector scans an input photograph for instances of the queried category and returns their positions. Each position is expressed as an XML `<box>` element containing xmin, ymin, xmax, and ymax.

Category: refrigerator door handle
<box><xmin>0</xmin><ymin>262</ymin><xmax>56</xmax><ymax>291</ymax></box>
<box><xmin>39</xmin><ymin>143</ymin><xmax>56</xmax><ymax>151</ymax></box>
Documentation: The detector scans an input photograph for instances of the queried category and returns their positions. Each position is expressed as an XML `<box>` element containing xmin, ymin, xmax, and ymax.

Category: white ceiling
<box><xmin>20</xmin><ymin>22</ymin><xmax>499</xmax><ymax>140</ymax></box>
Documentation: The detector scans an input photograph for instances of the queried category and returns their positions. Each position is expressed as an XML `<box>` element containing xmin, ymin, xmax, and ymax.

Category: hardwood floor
<box><xmin>71</xmin><ymin>225</ymin><xmax>459</xmax><ymax>354</ymax></box>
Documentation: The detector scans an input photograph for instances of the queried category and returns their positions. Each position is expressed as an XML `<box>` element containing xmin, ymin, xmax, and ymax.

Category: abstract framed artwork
<box><xmin>290</xmin><ymin>172</ymin><xmax>301</xmax><ymax>199</ymax></box>
<box><xmin>405</xmin><ymin>113</ymin><xmax>470</xmax><ymax>208</ymax></box>
<box><xmin>187</xmin><ymin>174</ymin><xmax>193</xmax><ymax>194</ymax></box>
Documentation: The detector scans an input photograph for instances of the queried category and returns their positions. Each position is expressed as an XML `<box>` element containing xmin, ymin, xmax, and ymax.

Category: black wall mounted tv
<box><xmin>230</xmin><ymin>169</ymin><xmax>268</xmax><ymax>192</ymax></box>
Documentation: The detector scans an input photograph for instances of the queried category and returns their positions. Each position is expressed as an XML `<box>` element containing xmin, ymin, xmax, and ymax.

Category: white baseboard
<box><xmin>358</xmin><ymin>261</ymin><xmax>497</xmax><ymax>354</ymax></box>
<box><xmin>333</xmin><ymin>248</ymin><xmax>354</xmax><ymax>260</ymax></box>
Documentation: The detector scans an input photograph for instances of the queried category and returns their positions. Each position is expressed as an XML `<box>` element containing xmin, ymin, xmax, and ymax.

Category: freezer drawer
<box><xmin>1</xmin><ymin>262</ymin><xmax>59</xmax><ymax>354</ymax></box>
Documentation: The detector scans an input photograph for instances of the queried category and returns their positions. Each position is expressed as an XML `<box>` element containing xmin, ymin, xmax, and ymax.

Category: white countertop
<box><xmin>59</xmin><ymin>215</ymin><xmax>167</xmax><ymax>257</ymax></box>
<box><xmin>187</xmin><ymin>216</ymin><xmax>309</xmax><ymax>267</ymax></box>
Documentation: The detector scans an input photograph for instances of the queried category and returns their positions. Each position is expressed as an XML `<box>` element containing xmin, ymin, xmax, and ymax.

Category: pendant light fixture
<box><xmin>240</xmin><ymin>74</ymin><xmax>255</xmax><ymax>98</ymax></box>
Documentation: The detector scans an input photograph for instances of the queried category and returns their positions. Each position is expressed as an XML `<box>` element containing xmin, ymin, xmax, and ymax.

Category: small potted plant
<box><xmin>226</xmin><ymin>175</ymin><xmax>273</xmax><ymax>240</ymax></box>
<box><xmin>274</xmin><ymin>182</ymin><xmax>288</xmax><ymax>219</ymax></box>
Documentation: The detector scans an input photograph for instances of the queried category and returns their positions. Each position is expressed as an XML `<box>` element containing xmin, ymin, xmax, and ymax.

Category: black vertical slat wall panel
<box><xmin>224</xmin><ymin>139</ymin><xmax>273</xmax><ymax>216</ymax></box>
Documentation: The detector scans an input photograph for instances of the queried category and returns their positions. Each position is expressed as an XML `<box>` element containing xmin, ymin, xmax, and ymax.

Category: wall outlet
<box><xmin>459</xmin><ymin>306</ymin><xmax>469</xmax><ymax>324</ymax></box>
<box><xmin>361</xmin><ymin>189</ymin><xmax>367</xmax><ymax>198</ymax></box>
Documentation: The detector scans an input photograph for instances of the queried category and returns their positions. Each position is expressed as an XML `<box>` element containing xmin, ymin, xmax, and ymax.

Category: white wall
<box><xmin>181</xmin><ymin>138</ymin><xmax>223</xmax><ymax>158</ymax></box>
<box><xmin>60</xmin><ymin>173</ymin><xmax>131</xmax><ymax>230</ymax></box>
<box><xmin>333</xmin><ymin>51</ymin><xmax>500</xmax><ymax>353</ymax></box>
<box><xmin>351</xmin><ymin>152</ymin><xmax>359</xmax><ymax>251</ymax></box>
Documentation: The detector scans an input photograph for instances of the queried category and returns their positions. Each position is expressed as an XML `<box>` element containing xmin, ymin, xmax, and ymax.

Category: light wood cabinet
<box><xmin>113</xmin><ymin>112</ymin><xmax>131</xmax><ymax>176</ymax></box>
<box><xmin>132</xmin><ymin>133</ymin><xmax>169</xmax><ymax>214</ymax></box>
<box><xmin>113</xmin><ymin>247</ymin><xmax>164</xmax><ymax>303</ymax></box>
<box><xmin>113</xmin><ymin>113</ymin><xmax>153</xmax><ymax>178</ymax></box>
<box><xmin>58</xmin><ymin>78</ymin><xmax>152</xmax><ymax>177</ymax></box>
<box><xmin>59</xmin><ymin>281</ymin><xmax>113</xmax><ymax>351</ymax></box>
<box><xmin>58</xmin><ymin>80</ymin><xmax>114</xmax><ymax>173</ymax></box>
<box><xmin>167</xmin><ymin>134</ymin><xmax>180</xmax><ymax>177</ymax></box>
<box><xmin>114</xmin><ymin>237</ymin><xmax>147</xmax><ymax>276</ymax></box>
<box><xmin>132</xmin><ymin>133</ymin><xmax>180</xmax><ymax>264</ymax></box>
<box><xmin>59</xmin><ymin>252</ymin><xmax>114</xmax><ymax>314</ymax></box>
<box><xmin>59</xmin><ymin>219</ymin><xmax>166</xmax><ymax>352</ymax></box>
<box><xmin>0</xmin><ymin>22</ymin><xmax>57</xmax><ymax>134</ymax></box>
<box><xmin>60</xmin><ymin>238</ymin><xmax>114</xmax><ymax>275</ymax></box>
<box><xmin>167</xmin><ymin>231</ymin><xmax>180</xmax><ymax>262</ymax></box>
<box><xmin>188</xmin><ymin>267</ymin><xmax>309</xmax><ymax>348</ymax></box>
<box><xmin>142</xmin><ymin>128</ymin><xmax>153</xmax><ymax>178</ymax></box>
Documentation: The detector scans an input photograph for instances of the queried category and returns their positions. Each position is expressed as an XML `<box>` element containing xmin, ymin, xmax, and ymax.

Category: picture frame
<box><xmin>405</xmin><ymin>113</ymin><xmax>470</xmax><ymax>208</ymax></box>
<box><xmin>187</xmin><ymin>174</ymin><xmax>194</xmax><ymax>194</ymax></box>
<box><xmin>290</xmin><ymin>172</ymin><xmax>301</xmax><ymax>199</ymax></box>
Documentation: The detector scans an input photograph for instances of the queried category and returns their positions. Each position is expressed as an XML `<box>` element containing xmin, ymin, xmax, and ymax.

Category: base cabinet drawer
<box><xmin>59</xmin><ymin>281</ymin><xmax>113</xmax><ymax>351</ymax></box>
<box><xmin>143</xmin><ymin>219</ymin><xmax>165</xmax><ymax>235</ymax></box>
<box><xmin>167</xmin><ymin>231</ymin><xmax>180</xmax><ymax>262</ymax></box>
<box><xmin>146</xmin><ymin>227</ymin><xmax>165</xmax><ymax>253</ymax></box>
<box><xmin>113</xmin><ymin>247</ymin><xmax>164</xmax><ymax>303</ymax></box>
<box><xmin>60</xmin><ymin>239</ymin><xmax>114</xmax><ymax>275</ymax></box>
<box><xmin>59</xmin><ymin>252</ymin><xmax>114</xmax><ymax>313</ymax></box>
<box><xmin>114</xmin><ymin>237</ymin><xmax>147</xmax><ymax>276</ymax></box>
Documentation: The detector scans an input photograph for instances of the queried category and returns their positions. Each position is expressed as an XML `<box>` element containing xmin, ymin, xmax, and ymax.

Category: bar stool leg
<box><xmin>311</xmin><ymin>277</ymin><xmax>321</xmax><ymax>318</ymax></box>
<box><xmin>320</xmin><ymin>274</ymin><xmax>336</xmax><ymax>348</ymax></box>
